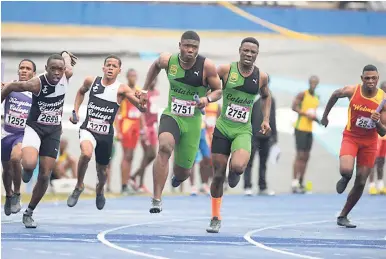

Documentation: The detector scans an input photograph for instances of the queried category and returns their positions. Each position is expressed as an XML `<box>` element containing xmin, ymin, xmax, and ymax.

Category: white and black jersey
<box><xmin>79</xmin><ymin>76</ymin><xmax>120</xmax><ymax>165</ymax></box>
<box><xmin>23</xmin><ymin>73</ymin><xmax>69</xmax><ymax>158</ymax></box>
<box><xmin>27</xmin><ymin>73</ymin><xmax>68</xmax><ymax>135</ymax></box>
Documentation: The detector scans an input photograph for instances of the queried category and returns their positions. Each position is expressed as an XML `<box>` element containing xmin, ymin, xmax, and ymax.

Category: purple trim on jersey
<box><xmin>3</xmin><ymin>91</ymin><xmax>32</xmax><ymax>133</ymax></box>
<box><xmin>1</xmin><ymin>132</ymin><xmax>24</xmax><ymax>161</ymax></box>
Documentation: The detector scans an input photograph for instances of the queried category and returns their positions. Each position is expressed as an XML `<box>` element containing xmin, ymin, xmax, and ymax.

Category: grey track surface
<box><xmin>2</xmin><ymin>35</ymin><xmax>386</xmax><ymax>195</ymax></box>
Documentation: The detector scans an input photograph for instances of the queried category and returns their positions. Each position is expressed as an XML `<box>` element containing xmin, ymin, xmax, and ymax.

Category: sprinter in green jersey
<box><xmin>142</xmin><ymin>31</ymin><xmax>222</xmax><ymax>213</ymax></box>
<box><xmin>207</xmin><ymin>37</ymin><xmax>272</xmax><ymax>233</ymax></box>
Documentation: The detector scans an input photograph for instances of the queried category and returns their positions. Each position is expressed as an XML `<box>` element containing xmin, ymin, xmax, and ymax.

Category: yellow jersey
<box><xmin>294</xmin><ymin>90</ymin><xmax>319</xmax><ymax>132</ymax></box>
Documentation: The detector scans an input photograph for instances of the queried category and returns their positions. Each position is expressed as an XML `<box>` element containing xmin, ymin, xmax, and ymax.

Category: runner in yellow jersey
<box><xmin>291</xmin><ymin>76</ymin><xmax>320</xmax><ymax>193</ymax></box>
<box><xmin>369</xmin><ymin>81</ymin><xmax>386</xmax><ymax>195</ymax></box>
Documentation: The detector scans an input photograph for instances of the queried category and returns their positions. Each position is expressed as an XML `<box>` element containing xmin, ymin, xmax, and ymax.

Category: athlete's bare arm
<box><xmin>292</xmin><ymin>92</ymin><xmax>306</xmax><ymax>116</ymax></box>
<box><xmin>321</xmin><ymin>85</ymin><xmax>356</xmax><ymax>127</ymax></box>
<box><xmin>259</xmin><ymin>71</ymin><xmax>272</xmax><ymax>123</ymax></box>
<box><xmin>1</xmin><ymin>77</ymin><xmax>40</xmax><ymax>103</ymax></box>
<box><xmin>143</xmin><ymin>52</ymin><xmax>171</xmax><ymax>91</ymax></box>
<box><xmin>217</xmin><ymin>64</ymin><xmax>231</xmax><ymax>89</ymax></box>
<box><xmin>373</xmin><ymin>100</ymin><xmax>386</xmax><ymax>137</ymax></box>
<box><xmin>62</xmin><ymin>51</ymin><xmax>77</xmax><ymax>79</ymax></box>
<box><xmin>72</xmin><ymin>76</ymin><xmax>94</xmax><ymax>121</ymax></box>
<box><xmin>118</xmin><ymin>84</ymin><xmax>147</xmax><ymax>112</ymax></box>
<box><xmin>204</xmin><ymin>59</ymin><xmax>222</xmax><ymax>103</ymax></box>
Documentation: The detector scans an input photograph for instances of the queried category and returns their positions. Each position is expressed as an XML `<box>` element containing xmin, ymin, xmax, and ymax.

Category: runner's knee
<box><xmin>230</xmin><ymin>161</ymin><xmax>247</xmax><ymax>175</ymax></box>
<box><xmin>158</xmin><ymin>142</ymin><xmax>173</xmax><ymax>157</ymax></box>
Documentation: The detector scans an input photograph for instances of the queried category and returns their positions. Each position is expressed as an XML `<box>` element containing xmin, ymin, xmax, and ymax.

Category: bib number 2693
<box><xmin>37</xmin><ymin>113</ymin><xmax>61</xmax><ymax>125</ymax></box>
<box><xmin>225</xmin><ymin>104</ymin><xmax>249</xmax><ymax>123</ymax></box>
<box><xmin>171</xmin><ymin>98</ymin><xmax>195</xmax><ymax>117</ymax></box>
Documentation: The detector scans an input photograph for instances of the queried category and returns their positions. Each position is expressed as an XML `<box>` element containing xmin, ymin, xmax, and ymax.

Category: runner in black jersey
<box><xmin>1</xmin><ymin>51</ymin><xmax>77</xmax><ymax>228</ymax></box>
<box><xmin>67</xmin><ymin>55</ymin><xmax>147</xmax><ymax>210</ymax></box>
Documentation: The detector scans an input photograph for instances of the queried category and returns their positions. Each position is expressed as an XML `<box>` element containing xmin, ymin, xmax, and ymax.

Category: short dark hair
<box><xmin>47</xmin><ymin>54</ymin><xmax>64</xmax><ymax>66</ymax></box>
<box><xmin>19</xmin><ymin>59</ymin><xmax>36</xmax><ymax>72</ymax></box>
<box><xmin>181</xmin><ymin>31</ymin><xmax>200</xmax><ymax>42</ymax></box>
<box><xmin>241</xmin><ymin>37</ymin><xmax>259</xmax><ymax>47</ymax></box>
<box><xmin>363</xmin><ymin>64</ymin><xmax>378</xmax><ymax>73</ymax></box>
<box><xmin>104</xmin><ymin>55</ymin><xmax>122</xmax><ymax>67</ymax></box>
<box><xmin>127</xmin><ymin>68</ymin><xmax>136</xmax><ymax>74</ymax></box>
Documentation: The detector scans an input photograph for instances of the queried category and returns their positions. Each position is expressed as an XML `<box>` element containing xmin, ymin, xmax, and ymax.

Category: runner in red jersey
<box><xmin>131</xmin><ymin>78</ymin><xmax>159</xmax><ymax>192</ymax></box>
<box><xmin>321</xmin><ymin>65</ymin><xmax>386</xmax><ymax>228</ymax></box>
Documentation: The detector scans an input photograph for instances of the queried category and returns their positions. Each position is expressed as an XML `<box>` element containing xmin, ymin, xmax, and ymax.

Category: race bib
<box><xmin>37</xmin><ymin>112</ymin><xmax>61</xmax><ymax>125</ymax></box>
<box><xmin>171</xmin><ymin>98</ymin><xmax>195</xmax><ymax>117</ymax></box>
<box><xmin>355</xmin><ymin>116</ymin><xmax>376</xmax><ymax>129</ymax></box>
<box><xmin>87</xmin><ymin>119</ymin><xmax>110</xmax><ymax>135</ymax></box>
<box><xmin>225</xmin><ymin>103</ymin><xmax>249</xmax><ymax>123</ymax></box>
<box><xmin>5</xmin><ymin>112</ymin><xmax>27</xmax><ymax>128</ymax></box>
<box><xmin>128</xmin><ymin>107</ymin><xmax>141</xmax><ymax>119</ymax></box>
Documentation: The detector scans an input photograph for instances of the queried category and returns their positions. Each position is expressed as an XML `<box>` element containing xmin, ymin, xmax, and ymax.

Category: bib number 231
<box><xmin>171</xmin><ymin>98</ymin><xmax>195</xmax><ymax>117</ymax></box>
<box><xmin>225</xmin><ymin>104</ymin><xmax>249</xmax><ymax>123</ymax></box>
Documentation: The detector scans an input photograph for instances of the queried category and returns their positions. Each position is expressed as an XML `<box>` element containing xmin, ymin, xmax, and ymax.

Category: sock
<box><xmin>24</xmin><ymin>204</ymin><xmax>36</xmax><ymax>215</ymax></box>
<box><xmin>369</xmin><ymin>182</ymin><xmax>376</xmax><ymax>188</ymax></box>
<box><xmin>377</xmin><ymin>180</ymin><xmax>384</xmax><ymax>190</ymax></box>
<box><xmin>299</xmin><ymin>177</ymin><xmax>304</xmax><ymax>187</ymax></box>
<box><xmin>211</xmin><ymin>197</ymin><xmax>222</xmax><ymax>220</ymax></box>
<box><xmin>122</xmin><ymin>184</ymin><xmax>127</xmax><ymax>191</ymax></box>
<box><xmin>292</xmin><ymin>179</ymin><xmax>299</xmax><ymax>187</ymax></box>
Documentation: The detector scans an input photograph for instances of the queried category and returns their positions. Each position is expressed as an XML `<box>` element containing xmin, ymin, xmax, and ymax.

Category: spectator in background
<box><xmin>52</xmin><ymin>138</ymin><xmax>77</xmax><ymax>180</ymax></box>
<box><xmin>243</xmin><ymin>76</ymin><xmax>277</xmax><ymax>196</ymax></box>
<box><xmin>291</xmin><ymin>76</ymin><xmax>320</xmax><ymax>194</ymax></box>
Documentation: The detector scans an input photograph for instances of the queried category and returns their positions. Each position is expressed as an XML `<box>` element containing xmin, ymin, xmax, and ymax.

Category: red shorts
<box><xmin>121</xmin><ymin>119</ymin><xmax>140</xmax><ymax>149</ymax></box>
<box><xmin>376</xmin><ymin>139</ymin><xmax>386</xmax><ymax>157</ymax></box>
<box><xmin>339</xmin><ymin>134</ymin><xmax>378</xmax><ymax>167</ymax></box>
<box><xmin>145</xmin><ymin>124</ymin><xmax>158</xmax><ymax>147</ymax></box>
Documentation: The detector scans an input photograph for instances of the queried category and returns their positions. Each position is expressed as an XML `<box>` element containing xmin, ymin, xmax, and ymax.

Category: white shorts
<box><xmin>79</xmin><ymin>129</ymin><xmax>96</xmax><ymax>149</ymax></box>
<box><xmin>22</xmin><ymin>125</ymin><xmax>41</xmax><ymax>151</ymax></box>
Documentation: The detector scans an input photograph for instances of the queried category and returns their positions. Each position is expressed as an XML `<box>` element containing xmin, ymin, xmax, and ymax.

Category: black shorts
<box><xmin>22</xmin><ymin>125</ymin><xmax>61</xmax><ymax>159</ymax></box>
<box><xmin>158</xmin><ymin>114</ymin><xmax>181</xmax><ymax>145</ymax></box>
<box><xmin>79</xmin><ymin>129</ymin><xmax>114</xmax><ymax>166</ymax></box>
<box><xmin>211</xmin><ymin>127</ymin><xmax>232</xmax><ymax>156</ymax></box>
<box><xmin>294</xmin><ymin>129</ymin><xmax>313</xmax><ymax>152</ymax></box>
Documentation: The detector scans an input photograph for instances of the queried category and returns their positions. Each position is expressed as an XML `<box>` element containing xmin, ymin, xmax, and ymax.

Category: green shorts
<box><xmin>158</xmin><ymin>114</ymin><xmax>201</xmax><ymax>169</ymax></box>
<box><xmin>211</xmin><ymin>118</ymin><xmax>252</xmax><ymax>156</ymax></box>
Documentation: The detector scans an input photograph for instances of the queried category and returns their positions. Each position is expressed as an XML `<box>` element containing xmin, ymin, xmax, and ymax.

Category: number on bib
<box><xmin>87</xmin><ymin>119</ymin><xmax>110</xmax><ymax>135</ymax></box>
<box><xmin>355</xmin><ymin>116</ymin><xmax>375</xmax><ymax>129</ymax></box>
<box><xmin>225</xmin><ymin>104</ymin><xmax>249</xmax><ymax>123</ymax></box>
<box><xmin>171</xmin><ymin>98</ymin><xmax>195</xmax><ymax>117</ymax></box>
<box><xmin>37</xmin><ymin>112</ymin><xmax>61</xmax><ymax>125</ymax></box>
<box><xmin>5</xmin><ymin>113</ymin><xmax>26</xmax><ymax>128</ymax></box>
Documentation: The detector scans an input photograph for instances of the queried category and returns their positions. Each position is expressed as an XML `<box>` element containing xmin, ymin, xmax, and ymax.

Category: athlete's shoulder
<box><xmin>217</xmin><ymin>64</ymin><xmax>231</xmax><ymax>77</ymax></box>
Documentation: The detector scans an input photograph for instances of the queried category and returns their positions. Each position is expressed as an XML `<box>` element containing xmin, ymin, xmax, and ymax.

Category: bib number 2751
<box><xmin>171</xmin><ymin>98</ymin><xmax>195</xmax><ymax>117</ymax></box>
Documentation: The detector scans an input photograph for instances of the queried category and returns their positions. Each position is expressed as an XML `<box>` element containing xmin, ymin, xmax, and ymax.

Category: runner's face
<box><xmin>103</xmin><ymin>58</ymin><xmax>121</xmax><ymax>80</ymax></box>
<box><xmin>361</xmin><ymin>71</ymin><xmax>379</xmax><ymax>90</ymax></box>
<box><xmin>239</xmin><ymin>42</ymin><xmax>258</xmax><ymax>67</ymax></box>
<box><xmin>127</xmin><ymin>71</ymin><xmax>137</xmax><ymax>86</ymax></box>
<box><xmin>309</xmin><ymin>77</ymin><xmax>319</xmax><ymax>91</ymax></box>
<box><xmin>18</xmin><ymin>61</ymin><xmax>35</xmax><ymax>81</ymax></box>
<box><xmin>179</xmin><ymin>39</ymin><xmax>199</xmax><ymax>62</ymax></box>
<box><xmin>46</xmin><ymin>59</ymin><xmax>65</xmax><ymax>84</ymax></box>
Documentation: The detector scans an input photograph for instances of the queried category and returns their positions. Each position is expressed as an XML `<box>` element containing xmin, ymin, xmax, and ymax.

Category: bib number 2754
<box><xmin>225</xmin><ymin>104</ymin><xmax>249</xmax><ymax>123</ymax></box>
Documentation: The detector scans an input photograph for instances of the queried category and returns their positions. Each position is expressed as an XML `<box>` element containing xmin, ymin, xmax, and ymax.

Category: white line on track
<box><xmin>244</xmin><ymin>216</ymin><xmax>386</xmax><ymax>259</ymax></box>
<box><xmin>97</xmin><ymin>217</ymin><xmax>207</xmax><ymax>259</ymax></box>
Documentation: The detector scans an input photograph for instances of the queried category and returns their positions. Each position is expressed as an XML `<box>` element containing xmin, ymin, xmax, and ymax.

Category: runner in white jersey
<box><xmin>1</xmin><ymin>59</ymin><xmax>36</xmax><ymax>216</ymax></box>
<box><xmin>1</xmin><ymin>51</ymin><xmax>77</xmax><ymax>228</ymax></box>
<box><xmin>67</xmin><ymin>55</ymin><xmax>147</xmax><ymax>210</ymax></box>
